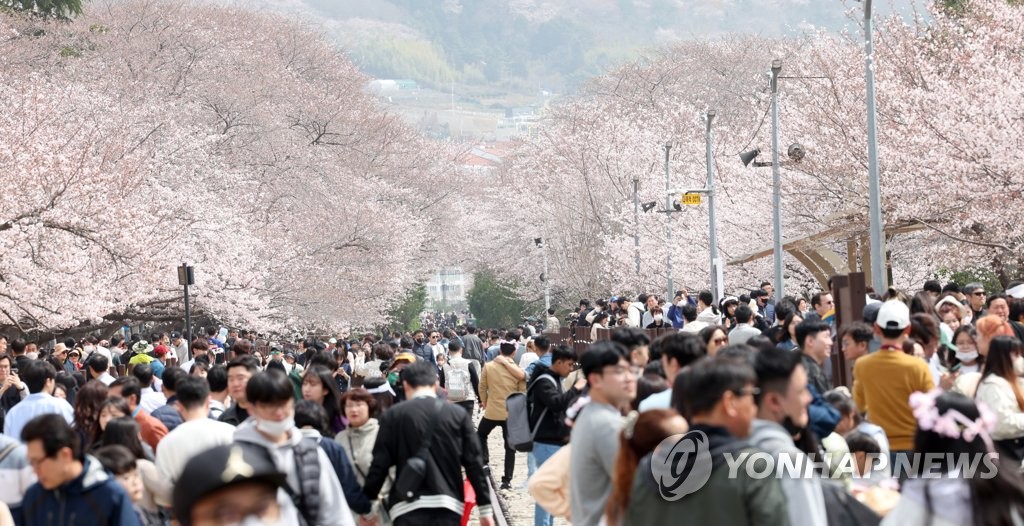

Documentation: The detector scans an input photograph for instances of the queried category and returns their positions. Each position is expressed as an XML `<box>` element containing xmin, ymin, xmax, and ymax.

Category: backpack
<box><xmin>271</xmin><ymin>437</ymin><xmax>321</xmax><ymax>526</ymax></box>
<box><xmin>506</xmin><ymin>374</ymin><xmax>557</xmax><ymax>452</ymax></box>
<box><xmin>445</xmin><ymin>359</ymin><xmax>474</xmax><ymax>402</ymax></box>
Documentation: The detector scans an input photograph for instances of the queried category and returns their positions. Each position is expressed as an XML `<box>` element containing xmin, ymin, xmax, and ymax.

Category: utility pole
<box><xmin>664</xmin><ymin>143</ymin><xmax>673</xmax><ymax>301</ymax></box>
<box><xmin>770</xmin><ymin>60</ymin><xmax>784</xmax><ymax>303</ymax></box>
<box><xmin>633</xmin><ymin>176</ymin><xmax>641</xmax><ymax>279</ymax></box>
<box><xmin>704</xmin><ymin>111</ymin><xmax>721</xmax><ymax>306</ymax></box>
<box><xmin>535</xmin><ymin>238</ymin><xmax>550</xmax><ymax>312</ymax></box>
<box><xmin>863</xmin><ymin>0</ymin><xmax>886</xmax><ymax>293</ymax></box>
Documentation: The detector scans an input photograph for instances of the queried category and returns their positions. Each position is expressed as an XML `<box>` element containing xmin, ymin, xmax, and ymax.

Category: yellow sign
<box><xmin>681</xmin><ymin>193</ymin><xmax>702</xmax><ymax>206</ymax></box>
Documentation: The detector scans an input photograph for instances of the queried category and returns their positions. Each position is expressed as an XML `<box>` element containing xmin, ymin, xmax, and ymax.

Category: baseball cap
<box><xmin>153</xmin><ymin>345</ymin><xmax>169</xmax><ymax>357</ymax></box>
<box><xmin>173</xmin><ymin>444</ymin><xmax>287</xmax><ymax>526</ymax></box>
<box><xmin>328</xmin><ymin>338</ymin><xmax>337</xmax><ymax>345</ymax></box>
<box><xmin>170</xmin><ymin>331</ymin><xmax>182</xmax><ymax>339</ymax></box>
<box><xmin>875</xmin><ymin>300</ymin><xmax>910</xmax><ymax>330</ymax></box>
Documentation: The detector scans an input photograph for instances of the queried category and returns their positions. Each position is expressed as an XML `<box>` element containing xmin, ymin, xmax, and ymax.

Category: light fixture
<box><xmin>739</xmin><ymin>149</ymin><xmax>761</xmax><ymax>167</ymax></box>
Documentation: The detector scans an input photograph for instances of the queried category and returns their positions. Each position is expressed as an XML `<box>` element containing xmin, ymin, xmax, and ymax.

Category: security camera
<box><xmin>787</xmin><ymin>143</ymin><xmax>805</xmax><ymax>162</ymax></box>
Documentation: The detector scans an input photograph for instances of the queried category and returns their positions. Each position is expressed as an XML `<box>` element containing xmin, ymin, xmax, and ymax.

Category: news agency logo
<box><xmin>650</xmin><ymin>430</ymin><xmax>713</xmax><ymax>500</ymax></box>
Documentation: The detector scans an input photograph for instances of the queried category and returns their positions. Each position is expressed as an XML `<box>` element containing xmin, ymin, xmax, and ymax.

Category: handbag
<box><xmin>392</xmin><ymin>398</ymin><xmax>445</xmax><ymax>502</ymax></box>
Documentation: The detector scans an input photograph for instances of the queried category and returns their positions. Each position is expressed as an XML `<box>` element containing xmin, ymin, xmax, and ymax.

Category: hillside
<box><xmin>241</xmin><ymin>0</ymin><xmax>917</xmax><ymax>138</ymax></box>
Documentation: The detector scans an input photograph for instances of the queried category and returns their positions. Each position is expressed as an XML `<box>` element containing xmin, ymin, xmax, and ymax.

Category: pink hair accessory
<box><xmin>909</xmin><ymin>388</ymin><xmax>997</xmax><ymax>454</ymax></box>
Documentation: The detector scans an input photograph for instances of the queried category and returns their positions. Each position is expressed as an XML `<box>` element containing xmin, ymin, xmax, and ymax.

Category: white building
<box><xmin>425</xmin><ymin>267</ymin><xmax>469</xmax><ymax>311</ymax></box>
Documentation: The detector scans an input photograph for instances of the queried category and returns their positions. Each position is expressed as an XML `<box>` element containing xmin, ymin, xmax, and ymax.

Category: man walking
<box><xmin>478</xmin><ymin>340</ymin><xmax>526</xmax><ymax>490</ymax></box>
<box><xmin>362</xmin><ymin>361</ymin><xmax>494</xmax><ymax>526</ymax></box>
<box><xmin>528</xmin><ymin>345</ymin><xmax>584</xmax><ymax>526</ymax></box>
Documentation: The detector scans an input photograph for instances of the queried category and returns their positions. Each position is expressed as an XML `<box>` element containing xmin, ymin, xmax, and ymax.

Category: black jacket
<box><xmin>528</xmin><ymin>363</ymin><xmax>580</xmax><ymax>445</ymax></box>
<box><xmin>218</xmin><ymin>403</ymin><xmax>249</xmax><ymax>426</ymax></box>
<box><xmin>362</xmin><ymin>395</ymin><xmax>492</xmax><ymax>521</ymax></box>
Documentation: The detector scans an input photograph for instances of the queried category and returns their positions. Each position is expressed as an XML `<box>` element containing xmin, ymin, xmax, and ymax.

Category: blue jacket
<box><xmin>150</xmin><ymin>396</ymin><xmax>183</xmax><ymax>432</ymax></box>
<box><xmin>666</xmin><ymin>304</ymin><xmax>685</xmax><ymax>329</ymax></box>
<box><xmin>808</xmin><ymin>384</ymin><xmax>840</xmax><ymax>440</ymax></box>
<box><xmin>20</xmin><ymin>456</ymin><xmax>140</xmax><ymax>526</ymax></box>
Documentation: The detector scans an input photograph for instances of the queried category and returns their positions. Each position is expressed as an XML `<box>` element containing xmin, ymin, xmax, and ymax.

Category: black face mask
<box><xmin>415</xmin><ymin>338</ymin><xmax>424</xmax><ymax>344</ymax></box>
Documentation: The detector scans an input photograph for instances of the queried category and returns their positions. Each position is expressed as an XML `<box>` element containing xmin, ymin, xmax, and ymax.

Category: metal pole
<box><xmin>633</xmin><ymin>176</ymin><xmax>641</xmax><ymax>279</ymax></box>
<box><xmin>705</xmin><ymin>111</ymin><xmax>721</xmax><ymax>306</ymax></box>
<box><xmin>543</xmin><ymin>240</ymin><xmax>550</xmax><ymax>311</ymax></box>
<box><xmin>183</xmin><ymin>268</ymin><xmax>192</xmax><ymax>343</ymax></box>
<box><xmin>863</xmin><ymin>0</ymin><xmax>885</xmax><ymax>293</ymax></box>
<box><xmin>664</xmin><ymin>143</ymin><xmax>673</xmax><ymax>301</ymax></box>
<box><xmin>770</xmin><ymin>60</ymin><xmax>784</xmax><ymax>303</ymax></box>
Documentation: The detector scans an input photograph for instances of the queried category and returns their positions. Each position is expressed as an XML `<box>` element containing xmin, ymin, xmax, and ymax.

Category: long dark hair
<box><xmin>73</xmin><ymin>380</ymin><xmax>108</xmax><ymax>451</ymax></box>
<box><xmin>978</xmin><ymin>336</ymin><xmax>1024</xmax><ymax>410</ymax></box>
<box><xmin>914</xmin><ymin>392</ymin><xmax>1024</xmax><ymax>524</ymax></box>
<box><xmin>99</xmin><ymin>417</ymin><xmax>147</xmax><ymax>460</ymax></box>
<box><xmin>303</xmin><ymin>365</ymin><xmax>342</xmax><ymax>428</ymax></box>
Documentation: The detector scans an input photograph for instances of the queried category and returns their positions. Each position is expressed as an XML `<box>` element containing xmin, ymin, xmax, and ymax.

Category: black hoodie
<box><xmin>528</xmin><ymin>363</ymin><xmax>581</xmax><ymax>445</ymax></box>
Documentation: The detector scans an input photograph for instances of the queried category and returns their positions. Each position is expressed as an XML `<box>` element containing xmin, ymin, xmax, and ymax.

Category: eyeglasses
<box><xmin>731</xmin><ymin>386</ymin><xmax>761</xmax><ymax>397</ymax></box>
<box><xmin>972</xmin><ymin>291</ymin><xmax>986</xmax><ymax>296</ymax></box>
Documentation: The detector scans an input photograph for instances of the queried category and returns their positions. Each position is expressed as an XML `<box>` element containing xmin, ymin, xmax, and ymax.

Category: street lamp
<box><xmin>739</xmin><ymin>60</ymin><xmax>809</xmax><ymax>303</ymax></box>
<box><xmin>176</xmin><ymin>263</ymin><xmax>194</xmax><ymax>342</ymax></box>
<box><xmin>860</xmin><ymin>0</ymin><xmax>886</xmax><ymax>293</ymax></box>
<box><xmin>769</xmin><ymin>59</ymin><xmax>783</xmax><ymax>304</ymax></box>
<box><xmin>535</xmin><ymin>237</ymin><xmax>550</xmax><ymax>311</ymax></box>
<box><xmin>704</xmin><ymin>110</ymin><xmax>722</xmax><ymax>306</ymax></box>
<box><xmin>663</xmin><ymin>142</ymin><xmax>673</xmax><ymax>301</ymax></box>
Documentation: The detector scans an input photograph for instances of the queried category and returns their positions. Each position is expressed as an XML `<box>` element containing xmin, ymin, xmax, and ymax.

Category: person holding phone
<box><xmin>0</xmin><ymin>354</ymin><xmax>27</xmax><ymax>416</ymax></box>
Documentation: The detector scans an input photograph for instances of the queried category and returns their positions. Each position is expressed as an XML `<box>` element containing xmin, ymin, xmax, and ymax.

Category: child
<box><xmin>93</xmin><ymin>445</ymin><xmax>162</xmax><ymax>526</ymax></box>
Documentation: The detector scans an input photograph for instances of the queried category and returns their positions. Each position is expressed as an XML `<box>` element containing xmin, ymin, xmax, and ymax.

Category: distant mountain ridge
<box><xmin>242</xmin><ymin>0</ymin><xmax>920</xmax><ymax>97</ymax></box>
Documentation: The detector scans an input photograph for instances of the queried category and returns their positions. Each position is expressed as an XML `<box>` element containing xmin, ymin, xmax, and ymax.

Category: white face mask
<box><xmin>676</xmin><ymin>300</ymin><xmax>685</xmax><ymax>308</ymax></box>
<box><xmin>256</xmin><ymin>415</ymin><xmax>294</xmax><ymax>436</ymax></box>
<box><xmin>956</xmin><ymin>350</ymin><xmax>979</xmax><ymax>363</ymax></box>
<box><xmin>26</xmin><ymin>352</ymin><xmax>38</xmax><ymax>360</ymax></box>
<box><xmin>1015</xmin><ymin>356</ymin><xmax>1024</xmax><ymax>377</ymax></box>
<box><xmin>654</xmin><ymin>315</ymin><xmax>664</xmax><ymax>322</ymax></box>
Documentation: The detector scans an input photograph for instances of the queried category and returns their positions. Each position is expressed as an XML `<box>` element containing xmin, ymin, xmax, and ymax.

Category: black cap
<box><xmin>173</xmin><ymin>444</ymin><xmax>287</xmax><ymax>526</ymax></box>
<box><xmin>170</xmin><ymin>331</ymin><xmax>182</xmax><ymax>339</ymax></box>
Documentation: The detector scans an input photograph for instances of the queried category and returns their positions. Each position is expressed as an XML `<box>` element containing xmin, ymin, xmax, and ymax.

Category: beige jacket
<box><xmin>527</xmin><ymin>444</ymin><xmax>571</xmax><ymax>520</ymax></box>
<box><xmin>479</xmin><ymin>358</ymin><xmax>526</xmax><ymax>421</ymax></box>
<box><xmin>336</xmin><ymin>419</ymin><xmax>393</xmax><ymax>523</ymax></box>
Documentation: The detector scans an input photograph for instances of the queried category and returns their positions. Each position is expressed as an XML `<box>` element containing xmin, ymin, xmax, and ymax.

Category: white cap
<box><xmin>876</xmin><ymin>300</ymin><xmax>910</xmax><ymax>330</ymax></box>
<box><xmin>1006</xmin><ymin>284</ymin><xmax>1024</xmax><ymax>299</ymax></box>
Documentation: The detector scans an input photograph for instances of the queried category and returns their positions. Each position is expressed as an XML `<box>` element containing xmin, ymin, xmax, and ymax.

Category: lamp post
<box><xmin>704</xmin><ymin>110</ymin><xmax>722</xmax><ymax>306</ymax></box>
<box><xmin>769</xmin><ymin>59</ymin><xmax>784</xmax><ymax>304</ymax></box>
<box><xmin>862</xmin><ymin>0</ymin><xmax>885</xmax><ymax>293</ymax></box>
<box><xmin>535</xmin><ymin>237</ymin><xmax>550</xmax><ymax>311</ymax></box>
<box><xmin>177</xmin><ymin>263</ymin><xmax>194</xmax><ymax>342</ymax></box>
<box><xmin>664</xmin><ymin>143</ymin><xmax>673</xmax><ymax>301</ymax></box>
<box><xmin>632</xmin><ymin>176</ymin><xmax>641</xmax><ymax>279</ymax></box>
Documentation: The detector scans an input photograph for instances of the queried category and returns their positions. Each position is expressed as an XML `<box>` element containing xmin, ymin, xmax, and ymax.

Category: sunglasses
<box><xmin>713</xmin><ymin>337</ymin><xmax>728</xmax><ymax>345</ymax></box>
<box><xmin>972</xmin><ymin>291</ymin><xmax>986</xmax><ymax>296</ymax></box>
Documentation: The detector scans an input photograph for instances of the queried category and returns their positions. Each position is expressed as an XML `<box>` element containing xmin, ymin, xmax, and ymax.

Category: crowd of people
<box><xmin>1</xmin><ymin>278</ymin><xmax>1024</xmax><ymax>525</ymax></box>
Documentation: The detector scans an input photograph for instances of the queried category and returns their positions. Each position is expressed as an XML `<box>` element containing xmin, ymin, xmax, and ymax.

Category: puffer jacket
<box><xmin>20</xmin><ymin>455</ymin><xmax>139</xmax><ymax>526</ymax></box>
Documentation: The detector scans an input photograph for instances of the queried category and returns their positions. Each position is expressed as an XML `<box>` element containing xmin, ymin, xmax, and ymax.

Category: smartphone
<box><xmin>950</xmin><ymin>363</ymin><xmax>962</xmax><ymax>373</ymax></box>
